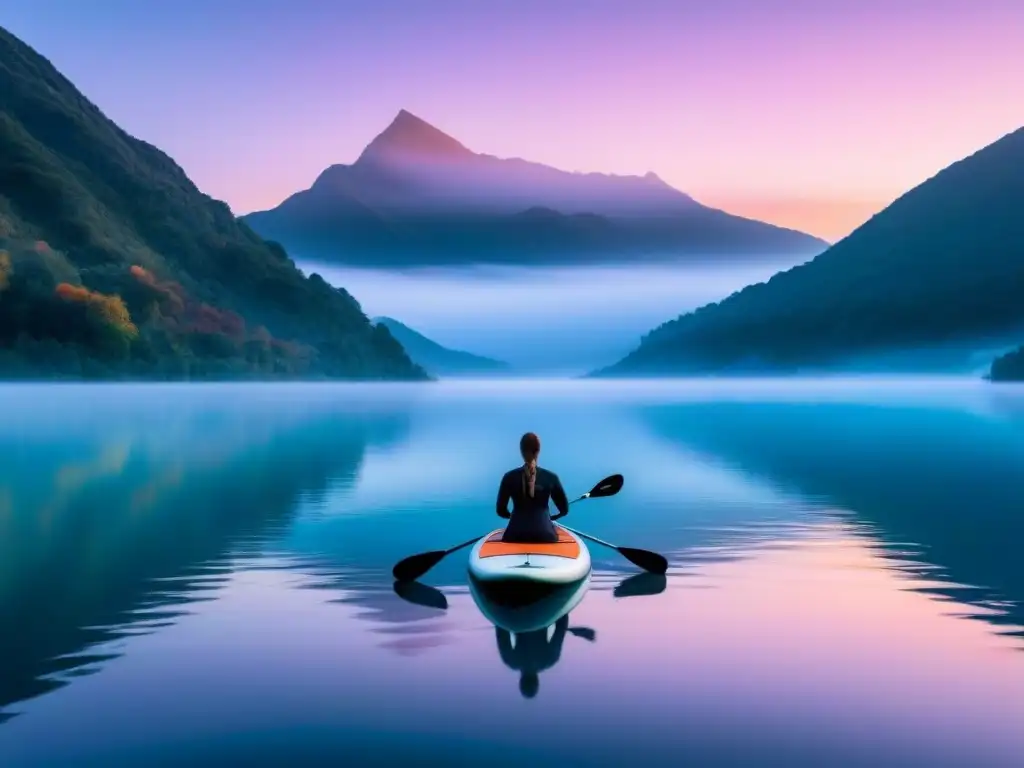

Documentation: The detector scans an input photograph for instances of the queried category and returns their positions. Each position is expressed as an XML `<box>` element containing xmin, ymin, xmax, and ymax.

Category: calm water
<box><xmin>3</xmin><ymin>379</ymin><xmax>1024</xmax><ymax>766</ymax></box>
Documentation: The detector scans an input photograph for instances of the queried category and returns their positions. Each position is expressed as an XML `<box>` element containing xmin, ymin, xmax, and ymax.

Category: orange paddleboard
<box><xmin>468</xmin><ymin>525</ymin><xmax>591</xmax><ymax>585</ymax></box>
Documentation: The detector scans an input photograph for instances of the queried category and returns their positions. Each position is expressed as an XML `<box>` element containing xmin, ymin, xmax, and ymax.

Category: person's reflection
<box><xmin>495</xmin><ymin>614</ymin><xmax>596</xmax><ymax>698</ymax></box>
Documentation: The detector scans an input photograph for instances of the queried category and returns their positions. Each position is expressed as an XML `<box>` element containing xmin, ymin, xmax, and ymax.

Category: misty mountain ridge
<box><xmin>342</xmin><ymin>108</ymin><xmax>700</xmax><ymax>217</ymax></box>
<box><xmin>595</xmin><ymin>124</ymin><xmax>1024</xmax><ymax>377</ymax></box>
<box><xmin>372</xmin><ymin>316</ymin><xmax>509</xmax><ymax>377</ymax></box>
<box><xmin>242</xmin><ymin>110</ymin><xmax>828</xmax><ymax>267</ymax></box>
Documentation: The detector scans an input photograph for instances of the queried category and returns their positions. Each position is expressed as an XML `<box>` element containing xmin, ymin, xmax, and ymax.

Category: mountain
<box><xmin>989</xmin><ymin>345</ymin><xmax>1024</xmax><ymax>381</ymax></box>
<box><xmin>0</xmin><ymin>26</ymin><xmax>427</xmax><ymax>381</ymax></box>
<box><xmin>241</xmin><ymin>110</ymin><xmax>828</xmax><ymax>267</ymax></box>
<box><xmin>373</xmin><ymin>316</ymin><xmax>509</xmax><ymax>376</ymax></box>
<box><xmin>595</xmin><ymin>126</ymin><xmax>1024</xmax><ymax>376</ymax></box>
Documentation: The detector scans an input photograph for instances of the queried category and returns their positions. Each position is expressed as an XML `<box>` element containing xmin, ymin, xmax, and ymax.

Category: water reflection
<box><xmin>7</xmin><ymin>381</ymin><xmax>1024</xmax><ymax>766</ymax></box>
<box><xmin>613</xmin><ymin>572</ymin><xmax>668</xmax><ymax>599</ymax></box>
<box><xmin>0</xmin><ymin>386</ymin><xmax>413</xmax><ymax>723</ymax></box>
<box><xmin>392</xmin><ymin>580</ymin><xmax>449</xmax><ymax>611</ymax></box>
<box><xmin>474</xmin><ymin>575</ymin><xmax>598</xmax><ymax>700</ymax></box>
<box><xmin>634</xmin><ymin>397</ymin><xmax>1024</xmax><ymax>644</ymax></box>
<box><xmin>390</xmin><ymin>570</ymin><xmax>668</xmax><ymax>699</ymax></box>
<box><xmin>497</xmin><ymin>615</ymin><xmax>586</xmax><ymax>699</ymax></box>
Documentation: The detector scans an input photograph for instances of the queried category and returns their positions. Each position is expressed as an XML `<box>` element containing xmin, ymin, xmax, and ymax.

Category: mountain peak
<box><xmin>356</xmin><ymin>109</ymin><xmax>473</xmax><ymax>164</ymax></box>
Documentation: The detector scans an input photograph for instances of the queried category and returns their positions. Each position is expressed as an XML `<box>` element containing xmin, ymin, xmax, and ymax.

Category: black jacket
<box><xmin>496</xmin><ymin>466</ymin><xmax>569</xmax><ymax>543</ymax></box>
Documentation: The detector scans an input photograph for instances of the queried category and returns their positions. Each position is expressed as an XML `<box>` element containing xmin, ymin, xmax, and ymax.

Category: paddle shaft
<box><xmin>557</xmin><ymin>524</ymin><xmax>616</xmax><ymax>551</ymax></box>
<box><xmin>442</xmin><ymin>534</ymin><xmax>487</xmax><ymax>557</ymax></box>
<box><xmin>559</xmin><ymin>524</ymin><xmax>669</xmax><ymax>575</ymax></box>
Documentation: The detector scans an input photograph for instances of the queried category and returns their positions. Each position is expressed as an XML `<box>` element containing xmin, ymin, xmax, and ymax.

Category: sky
<box><xmin>5</xmin><ymin>0</ymin><xmax>1023</xmax><ymax>241</ymax></box>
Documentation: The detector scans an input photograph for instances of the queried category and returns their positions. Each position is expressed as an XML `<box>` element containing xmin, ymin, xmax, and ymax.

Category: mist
<box><xmin>303</xmin><ymin>259</ymin><xmax>802</xmax><ymax>374</ymax></box>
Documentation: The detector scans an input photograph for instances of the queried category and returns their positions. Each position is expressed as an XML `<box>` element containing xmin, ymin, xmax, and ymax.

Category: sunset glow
<box><xmin>6</xmin><ymin>0</ymin><xmax>1023</xmax><ymax>241</ymax></box>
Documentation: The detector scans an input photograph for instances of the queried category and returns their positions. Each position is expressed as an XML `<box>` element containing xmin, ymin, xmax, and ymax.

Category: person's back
<box><xmin>496</xmin><ymin>432</ymin><xmax>569</xmax><ymax>543</ymax></box>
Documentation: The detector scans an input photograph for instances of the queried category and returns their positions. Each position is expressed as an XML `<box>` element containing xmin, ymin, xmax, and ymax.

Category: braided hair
<box><xmin>520</xmin><ymin>432</ymin><xmax>541</xmax><ymax>498</ymax></box>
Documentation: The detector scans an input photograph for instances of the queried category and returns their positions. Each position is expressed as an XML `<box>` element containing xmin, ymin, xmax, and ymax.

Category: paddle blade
<box><xmin>392</xmin><ymin>550</ymin><xmax>447</xmax><ymax>582</ymax></box>
<box><xmin>587</xmin><ymin>473</ymin><xmax>624</xmax><ymax>499</ymax></box>
<box><xmin>393</xmin><ymin>580</ymin><xmax>449</xmax><ymax>610</ymax></box>
<box><xmin>614</xmin><ymin>572</ymin><xmax>667</xmax><ymax>598</ymax></box>
<box><xmin>568</xmin><ymin>626</ymin><xmax>597</xmax><ymax>642</ymax></box>
<box><xmin>619</xmin><ymin>547</ymin><xmax>668</xmax><ymax>575</ymax></box>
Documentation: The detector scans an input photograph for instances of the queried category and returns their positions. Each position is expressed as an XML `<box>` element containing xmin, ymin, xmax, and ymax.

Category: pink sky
<box><xmin>6</xmin><ymin>0</ymin><xmax>1024</xmax><ymax>240</ymax></box>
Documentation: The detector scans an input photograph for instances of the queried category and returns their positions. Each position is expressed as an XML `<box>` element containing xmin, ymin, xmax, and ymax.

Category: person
<box><xmin>496</xmin><ymin>432</ymin><xmax>569</xmax><ymax>543</ymax></box>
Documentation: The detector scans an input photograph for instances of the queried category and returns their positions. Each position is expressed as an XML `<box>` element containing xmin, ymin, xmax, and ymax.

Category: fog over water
<box><xmin>304</xmin><ymin>258</ymin><xmax>803</xmax><ymax>374</ymax></box>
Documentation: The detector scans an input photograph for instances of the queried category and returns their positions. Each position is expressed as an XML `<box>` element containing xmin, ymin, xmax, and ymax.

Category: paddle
<box><xmin>558</xmin><ymin>524</ymin><xmax>669</xmax><ymax>575</ymax></box>
<box><xmin>391</xmin><ymin>534</ymin><xmax>483</xmax><ymax>583</ymax></box>
<box><xmin>391</xmin><ymin>473</ymin><xmax>624</xmax><ymax>582</ymax></box>
<box><xmin>572</xmin><ymin>473</ymin><xmax>623</xmax><ymax>502</ymax></box>
<box><xmin>392</xmin><ymin>579</ymin><xmax>449</xmax><ymax>610</ymax></box>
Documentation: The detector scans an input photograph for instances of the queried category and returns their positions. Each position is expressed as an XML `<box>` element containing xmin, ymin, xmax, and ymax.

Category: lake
<box><xmin>2</xmin><ymin>378</ymin><xmax>1024</xmax><ymax>767</ymax></box>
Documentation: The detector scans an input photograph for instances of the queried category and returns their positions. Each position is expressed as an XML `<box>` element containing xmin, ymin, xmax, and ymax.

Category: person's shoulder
<box><xmin>538</xmin><ymin>467</ymin><xmax>561</xmax><ymax>482</ymax></box>
<box><xmin>501</xmin><ymin>468</ymin><xmax>521</xmax><ymax>481</ymax></box>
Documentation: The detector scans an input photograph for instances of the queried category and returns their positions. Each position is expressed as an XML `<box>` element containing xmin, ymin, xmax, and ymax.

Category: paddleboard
<box><xmin>469</xmin><ymin>571</ymin><xmax>591</xmax><ymax>634</ymax></box>
<box><xmin>467</xmin><ymin>525</ymin><xmax>592</xmax><ymax>587</ymax></box>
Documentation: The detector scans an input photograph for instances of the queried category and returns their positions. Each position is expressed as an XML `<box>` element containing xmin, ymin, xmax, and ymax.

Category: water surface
<box><xmin>2</xmin><ymin>379</ymin><xmax>1024</xmax><ymax>766</ymax></box>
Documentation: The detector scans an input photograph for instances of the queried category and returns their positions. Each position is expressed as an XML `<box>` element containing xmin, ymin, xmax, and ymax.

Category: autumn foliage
<box><xmin>129</xmin><ymin>264</ymin><xmax>185</xmax><ymax>313</ymax></box>
<box><xmin>3</xmin><ymin>251</ymin><xmax>367</xmax><ymax>377</ymax></box>
<box><xmin>130</xmin><ymin>264</ymin><xmax>247</xmax><ymax>338</ymax></box>
<box><xmin>55</xmin><ymin>282</ymin><xmax>138</xmax><ymax>338</ymax></box>
<box><xmin>126</xmin><ymin>263</ymin><xmax>310</xmax><ymax>366</ymax></box>
<box><xmin>191</xmin><ymin>303</ymin><xmax>246</xmax><ymax>339</ymax></box>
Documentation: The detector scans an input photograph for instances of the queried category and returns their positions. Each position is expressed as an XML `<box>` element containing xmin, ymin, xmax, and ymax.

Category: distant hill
<box><xmin>241</xmin><ymin>110</ymin><xmax>827</xmax><ymax>267</ymax></box>
<box><xmin>0</xmin><ymin>26</ymin><xmax>427</xmax><ymax>381</ymax></box>
<box><xmin>373</xmin><ymin>316</ymin><xmax>509</xmax><ymax>376</ymax></box>
<box><xmin>989</xmin><ymin>345</ymin><xmax>1024</xmax><ymax>381</ymax></box>
<box><xmin>595</xmin><ymin>126</ymin><xmax>1024</xmax><ymax>376</ymax></box>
